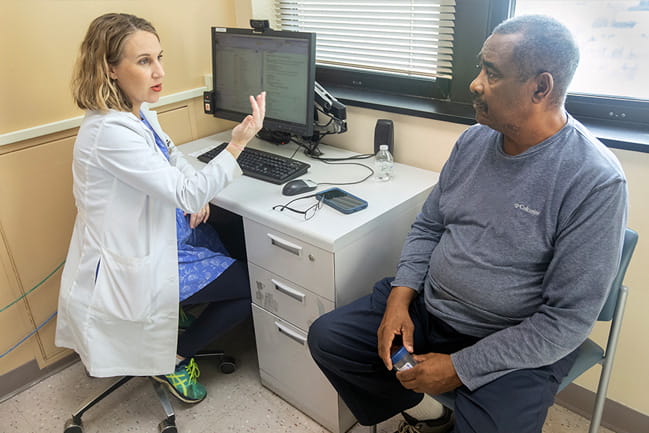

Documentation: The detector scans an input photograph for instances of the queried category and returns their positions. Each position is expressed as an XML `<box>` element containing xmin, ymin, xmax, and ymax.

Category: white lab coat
<box><xmin>55</xmin><ymin>107</ymin><xmax>241</xmax><ymax>377</ymax></box>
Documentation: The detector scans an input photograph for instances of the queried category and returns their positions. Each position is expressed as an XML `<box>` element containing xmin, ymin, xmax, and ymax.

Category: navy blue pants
<box><xmin>177</xmin><ymin>260</ymin><xmax>251</xmax><ymax>358</ymax></box>
<box><xmin>307</xmin><ymin>278</ymin><xmax>578</xmax><ymax>433</ymax></box>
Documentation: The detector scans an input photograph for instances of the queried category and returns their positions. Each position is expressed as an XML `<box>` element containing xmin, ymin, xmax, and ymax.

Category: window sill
<box><xmin>327</xmin><ymin>85</ymin><xmax>649</xmax><ymax>154</ymax></box>
<box><xmin>325</xmin><ymin>84</ymin><xmax>476</xmax><ymax>126</ymax></box>
<box><xmin>576</xmin><ymin>118</ymin><xmax>649</xmax><ymax>153</ymax></box>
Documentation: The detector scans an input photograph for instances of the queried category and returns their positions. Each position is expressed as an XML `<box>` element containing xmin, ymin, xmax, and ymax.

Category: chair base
<box><xmin>195</xmin><ymin>350</ymin><xmax>237</xmax><ymax>374</ymax></box>
<box><xmin>159</xmin><ymin>418</ymin><xmax>179</xmax><ymax>433</ymax></box>
<box><xmin>63</xmin><ymin>351</ymin><xmax>236</xmax><ymax>433</ymax></box>
<box><xmin>63</xmin><ymin>377</ymin><xmax>178</xmax><ymax>433</ymax></box>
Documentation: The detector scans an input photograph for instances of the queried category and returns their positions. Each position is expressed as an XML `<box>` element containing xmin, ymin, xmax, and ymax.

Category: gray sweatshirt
<box><xmin>392</xmin><ymin>115</ymin><xmax>627</xmax><ymax>390</ymax></box>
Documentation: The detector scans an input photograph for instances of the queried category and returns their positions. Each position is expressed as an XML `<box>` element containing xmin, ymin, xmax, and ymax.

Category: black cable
<box><xmin>314</xmin><ymin>107</ymin><xmax>335</xmax><ymax>128</ymax></box>
<box><xmin>310</xmin><ymin>153</ymin><xmax>374</xmax><ymax>161</ymax></box>
<box><xmin>286</xmin><ymin>137</ymin><xmax>375</xmax><ymax>186</ymax></box>
<box><xmin>312</xmin><ymin>159</ymin><xmax>375</xmax><ymax>186</ymax></box>
<box><xmin>290</xmin><ymin>136</ymin><xmax>322</xmax><ymax>157</ymax></box>
<box><xmin>289</xmin><ymin>144</ymin><xmax>301</xmax><ymax>159</ymax></box>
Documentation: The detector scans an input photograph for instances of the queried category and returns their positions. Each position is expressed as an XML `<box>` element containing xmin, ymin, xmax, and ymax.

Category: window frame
<box><xmin>307</xmin><ymin>0</ymin><xmax>649</xmax><ymax>151</ymax></box>
<box><xmin>313</xmin><ymin>0</ymin><xmax>510</xmax><ymax>122</ymax></box>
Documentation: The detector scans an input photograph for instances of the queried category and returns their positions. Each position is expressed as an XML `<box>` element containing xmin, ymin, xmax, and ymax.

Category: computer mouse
<box><xmin>282</xmin><ymin>179</ymin><xmax>318</xmax><ymax>196</ymax></box>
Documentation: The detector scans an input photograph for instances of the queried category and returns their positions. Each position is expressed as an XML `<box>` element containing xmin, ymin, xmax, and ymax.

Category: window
<box><xmin>276</xmin><ymin>0</ymin><xmax>456</xmax><ymax>81</ymax></box>
<box><xmin>274</xmin><ymin>0</ymin><xmax>511</xmax><ymax>122</ymax></box>
<box><xmin>274</xmin><ymin>0</ymin><xmax>502</xmax><ymax>117</ymax></box>
<box><xmin>516</xmin><ymin>0</ymin><xmax>649</xmax><ymax>101</ymax></box>
<box><xmin>274</xmin><ymin>0</ymin><xmax>649</xmax><ymax>143</ymax></box>
<box><xmin>514</xmin><ymin>0</ymin><xmax>649</xmax><ymax>128</ymax></box>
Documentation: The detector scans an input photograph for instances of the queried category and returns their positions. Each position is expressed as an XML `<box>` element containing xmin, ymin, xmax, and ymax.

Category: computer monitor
<box><xmin>210</xmin><ymin>27</ymin><xmax>316</xmax><ymax>137</ymax></box>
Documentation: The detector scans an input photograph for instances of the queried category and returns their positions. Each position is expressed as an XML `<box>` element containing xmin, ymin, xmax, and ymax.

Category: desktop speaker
<box><xmin>374</xmin><ymin>119</ymin><xmax>394</xmax><ymax>154</ymax></box>
<box><xmin>203</xmin><ymin>91</ymin><xmax>215</xmax><ymax>114</ymax></box>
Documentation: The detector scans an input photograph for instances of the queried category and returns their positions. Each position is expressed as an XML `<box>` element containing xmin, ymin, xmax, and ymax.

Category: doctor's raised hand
<box><xmin>184</xmin><ymin>91</ymin><xmax>266</xmax><ymax>228</ymax></box>
<box><xmin>226</xmin><ymin>91</ymin><xmax>266</xmax><ymax>158</ymax></box>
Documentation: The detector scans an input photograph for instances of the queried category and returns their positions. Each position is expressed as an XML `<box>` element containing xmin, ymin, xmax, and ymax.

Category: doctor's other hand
<box><xmin>187</xmin><ymin>204</ymin><xmax>210</xmax><ymax>229</ymax></box>
<box><xmin>229</xmin><ymin>91</ymin><xmax>266</xmax><ymax>153</ymax></box>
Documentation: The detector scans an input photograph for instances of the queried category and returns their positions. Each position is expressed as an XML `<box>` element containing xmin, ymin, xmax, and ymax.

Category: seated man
<box><xmin>307</xmin><ymin>15</ymin><xmax>627</xmax><ymax>433</ymax></box>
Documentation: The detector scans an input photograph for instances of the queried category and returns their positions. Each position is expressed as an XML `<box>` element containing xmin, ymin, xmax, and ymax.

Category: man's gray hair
<box><xmin>493</xmin><ymin>15</ymin><xmax>579</xmax><ymax>106</ymax></box>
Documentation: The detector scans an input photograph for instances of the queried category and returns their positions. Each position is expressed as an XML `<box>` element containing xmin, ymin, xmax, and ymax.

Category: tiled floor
<box><xmin>0</xmin><ymin>321</ymin><xmax>613</xmax><ymax>433</ymax></box>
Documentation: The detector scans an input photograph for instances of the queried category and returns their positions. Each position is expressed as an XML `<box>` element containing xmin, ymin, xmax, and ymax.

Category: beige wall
<box><xmin>0</xmin><ymin>0</ymin><xmax>237</xmax><ymax>135</ymax></box>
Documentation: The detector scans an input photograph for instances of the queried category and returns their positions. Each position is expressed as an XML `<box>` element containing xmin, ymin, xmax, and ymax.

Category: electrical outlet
<box><xmin>204</xmin><ymin>74</ymin><xmax>213</xmax><ymax>91</ymax></box>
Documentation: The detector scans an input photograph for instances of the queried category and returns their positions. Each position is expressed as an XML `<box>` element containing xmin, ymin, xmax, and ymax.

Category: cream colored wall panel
<box><xmin>154</xmin><ymin>99</ymin><xmax>235</xmax><ymax>145</ymax></box>
<box><xmin>188</xmin><ymin>97</ymin><xmax>236</xmax><ymax>141</ymax></box>
<box><xmin>30</xmin><ymin>272</ymin><xmax>68</xmax><ymax>367</ymax></box>
<box><xmin>0</xmin><ymin>235</ymin><xmax>35</xmax><ymax>375</ymax></box>
<box><xmin>156</xmin><ymin>105</ymin><xmax>195</xmax><ymax>146</ymax></box>
<box><xmin>0</xmin><ymin>135</ymin><xmax>76</xmax><ymax>363</ymax></box>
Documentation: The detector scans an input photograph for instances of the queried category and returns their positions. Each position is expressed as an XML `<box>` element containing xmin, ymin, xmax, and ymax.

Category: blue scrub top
<box><xmin>141</xmin><ymin>113</ymin><xmax>234</xmax><ymax>301</ymax></box>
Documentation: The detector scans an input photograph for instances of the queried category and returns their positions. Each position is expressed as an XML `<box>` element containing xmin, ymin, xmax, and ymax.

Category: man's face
<box><xmin>469</xmin><ymin>33</ymin><xmax>534</xmax><ymax>135</ymax></box>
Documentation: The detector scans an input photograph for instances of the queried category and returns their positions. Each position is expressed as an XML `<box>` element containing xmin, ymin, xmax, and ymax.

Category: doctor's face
<box><xmin>109</xmin><ymin>30</ymin><xmax>165</xmax><ymax>116</ymax></box>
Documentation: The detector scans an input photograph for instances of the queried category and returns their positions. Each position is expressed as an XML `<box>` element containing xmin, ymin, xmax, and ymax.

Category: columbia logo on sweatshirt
<box><xmin>514</xmin><ymin>203</ymin><xmax>540</xmax><ymax>216</ymax></box>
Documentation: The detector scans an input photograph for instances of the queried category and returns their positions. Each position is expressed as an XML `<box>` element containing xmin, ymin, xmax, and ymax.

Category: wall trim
<box><xmin>0</xmin><ymin>354</ymin><xmax>78</xmax><ymax>404</ymax></box>
<box><xmin>0</xmin><ymin>87</ymin><xmax>206</xmax><ymax>147</ymax></box>
<box><xmin>556</xmin><ymin>382</ymin><xmax>649</xmax><ymax>433</ymax></box>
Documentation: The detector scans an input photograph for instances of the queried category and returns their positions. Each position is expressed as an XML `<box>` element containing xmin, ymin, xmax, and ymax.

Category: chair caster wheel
<box><xmin>219</xmin><ymin>356</ymin><xmax>236</xmax><ymax>374</ymax></box>
<box><xmin>158</xmin><ymin>418</ymin><xmax>177</xmax><ymax>433</ymax></box>
<box><xmin>64</xmin><ymin>418</ymin><xmax>83</xmax><ymax>433</ymax></box>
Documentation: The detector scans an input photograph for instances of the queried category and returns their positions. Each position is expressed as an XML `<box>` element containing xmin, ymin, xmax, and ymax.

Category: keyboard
<box><xmin>197</xmin><ymin>142</ymin><xmax>310</xmax><ymax>185</ymax></box>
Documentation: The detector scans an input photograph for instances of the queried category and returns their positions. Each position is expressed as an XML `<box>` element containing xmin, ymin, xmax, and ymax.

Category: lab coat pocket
<box><xmin>93</xmin><ymin>248</ymin><xmax>154</xmax><ymax>322</ymax></box>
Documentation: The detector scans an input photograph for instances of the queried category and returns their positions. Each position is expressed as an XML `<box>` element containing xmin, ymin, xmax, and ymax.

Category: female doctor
<box><xmin>55</xmin><ymin>13</ymin><xmax>265</xmax><ymax>403</ymax></box>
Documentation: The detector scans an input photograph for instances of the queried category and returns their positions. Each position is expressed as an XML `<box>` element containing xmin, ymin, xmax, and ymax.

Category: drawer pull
<box><xmin>267</xmin><ymin>233</ymin><xmax>302</xmax><ymax>256</ymax></box>
<box><xmin>276</xmin><ymin>322</ymin><xmax>307</xmax><ymax>345</ymax></box>
<box><xmin>272</xmin><ymin>279</ymin><xmax>306</xmax><ymax>303</ymax></box>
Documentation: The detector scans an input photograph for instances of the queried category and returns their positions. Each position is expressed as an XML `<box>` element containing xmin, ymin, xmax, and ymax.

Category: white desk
<box><xmin>180</xmin><ymin>131</ymin><xmax>438</xmax><ymax>433</ymax></box>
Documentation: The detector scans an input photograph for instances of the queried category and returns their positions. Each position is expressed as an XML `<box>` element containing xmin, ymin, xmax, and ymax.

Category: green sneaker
<box><xmin>155</xmin><ymin>358</ymin><xmax>206</xmax><ymax>403</ymax></box>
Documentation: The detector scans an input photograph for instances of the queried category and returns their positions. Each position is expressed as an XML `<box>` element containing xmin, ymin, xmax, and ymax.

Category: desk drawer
<box><xmin>249</xmin><ymin>263</ymin><xmax>334</xmax><ymax>331</ymax></box>
<box><xmin>251</xmin><ymin>304</ymin><xmax>353</xmax><ymax>432</ymax></box>
<box><xmin>244</xmin><ymin>219</ymin><xmax>335</xmax><ymax>301</ymax></box>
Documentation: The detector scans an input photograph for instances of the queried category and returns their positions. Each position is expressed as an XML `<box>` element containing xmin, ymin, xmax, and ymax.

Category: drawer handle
<box><xmin>267</xmin><ymin>233</ymin><xmax>302</xmax><ymax>256</ymax></box>
<box><xmin>272</xmin><ymin>279</ymin><xmax>306</xmax><ymax>303</ymax></box>
<box><xmin>276</xmin><ymin>322</ymin><xmax>307</xmax><ymax>345</ymax></box>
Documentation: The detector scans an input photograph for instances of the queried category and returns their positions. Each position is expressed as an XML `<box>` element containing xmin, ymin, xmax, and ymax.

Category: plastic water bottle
<box><xmin>375</xmin><ymin>145</ymin><xmax>394</xmax><ymax>181</ymax></box>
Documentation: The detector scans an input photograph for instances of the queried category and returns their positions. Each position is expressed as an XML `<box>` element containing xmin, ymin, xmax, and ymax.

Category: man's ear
<box><xmin>532</xmin><ymin>72</ymin><xmax>553</xmax><ymax>103</ymax></box>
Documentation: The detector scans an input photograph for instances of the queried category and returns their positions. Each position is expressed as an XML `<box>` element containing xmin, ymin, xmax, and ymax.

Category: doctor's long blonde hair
<box><xmin>72</xmin><ymin>13</ymin><xmax>159</xmax><ymax>112</ymax></box>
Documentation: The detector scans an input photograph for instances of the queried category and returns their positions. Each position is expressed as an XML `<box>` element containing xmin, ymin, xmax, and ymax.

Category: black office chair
<box><xmin>63</xmin><ymin>348</ymin><xmax>236</xmax><ymax>433</ymax></box>
<box><xmin>371</xmin><ymin>227</ymin><xmax>638</xmax><ymax>433</ymax></box>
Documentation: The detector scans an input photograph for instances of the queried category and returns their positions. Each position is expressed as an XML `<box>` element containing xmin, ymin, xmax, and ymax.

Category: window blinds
<box><xmin>275</xmin><ymin>0</ymin><xmax>456</xmax><ymax>80</ymax></box>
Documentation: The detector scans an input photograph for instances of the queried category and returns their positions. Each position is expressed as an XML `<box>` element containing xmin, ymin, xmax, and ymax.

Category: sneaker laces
<box><xmin>184</xmin><ymin>358</ymin><xmax>200</xmax><ymax>385</ymax></box>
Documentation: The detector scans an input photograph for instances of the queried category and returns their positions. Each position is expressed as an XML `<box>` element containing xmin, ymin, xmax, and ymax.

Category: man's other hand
<box><xmin>396</xmin><ymin>352</ymin><xmax>462</xmax><ymax>395</ymax></box>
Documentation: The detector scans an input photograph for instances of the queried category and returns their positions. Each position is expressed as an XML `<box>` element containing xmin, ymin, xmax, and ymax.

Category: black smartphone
<box><xmin>316</xmin><ymin>187</ymin><xmax>368</xmax><ymax>214</ymax></box>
